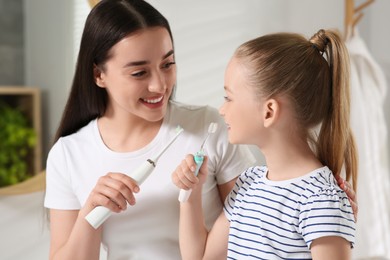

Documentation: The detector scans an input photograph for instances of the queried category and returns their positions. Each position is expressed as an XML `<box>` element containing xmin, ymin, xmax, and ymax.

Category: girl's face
<box><xmin>95</xmin><ymin>27</ymin><xmax>176</xmax><ymax>123</ymax></box>
<box><xmin>219</xmin><ymin>56</ymin><xmax>264</xmax><ymax>145</ymax></box>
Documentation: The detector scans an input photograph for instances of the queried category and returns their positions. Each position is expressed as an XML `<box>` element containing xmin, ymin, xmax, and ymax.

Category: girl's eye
<box><xmin>223</xmin><ymin>96</ymin><xmax>231</xmax><ymax>102</ymax></box>
<box><xmin>162</xmin><ymin>61</ymin><xmax>176</xmax><ymax>69</ymax></box>
<box><xmin>131</xmin><ymin>70</ymin><xmax>147</xmax><ymax>77</ymax></box>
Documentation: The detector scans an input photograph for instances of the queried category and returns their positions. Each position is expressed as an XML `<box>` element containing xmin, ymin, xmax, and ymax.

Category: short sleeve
<box><xmin>299</xmin><ymin>186</ymin><xmax>356</xmax><ymax>248</ymax></box>
<box><xmin>223</xmin><ymin>166</ymin><xmax>263</xmax><ymax>222</ymax></box>
<box><xmin>44</xmin><ymin>139</ymin><xmax>81</xmax><ymax>209</ymax></box>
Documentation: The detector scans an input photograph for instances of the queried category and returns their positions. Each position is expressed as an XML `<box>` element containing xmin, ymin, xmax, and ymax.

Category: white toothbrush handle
<box><xmin>85</xmin><ymin>206</ymin><xmax>112</xmax><ymax>229</ymax></box>
<box><xmin>178</xmin><ymin>152</ymin><xmax>204</xmax><ymax>202</ymax></box>
<box><xmin>85</xmin><ymin>160</ymin><xmax>155</xmax><ymax>229</ymax></box>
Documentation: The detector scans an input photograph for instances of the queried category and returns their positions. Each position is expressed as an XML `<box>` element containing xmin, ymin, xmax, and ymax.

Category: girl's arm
<box><xmin>173</xmin><ymin>155</ymin><xmax>230</xmax><ymax>260</ymax></box>
<box><xmin>310</xmin><ymin>236</ymin><xmax>351</xmax><ymax>260</ymax></box>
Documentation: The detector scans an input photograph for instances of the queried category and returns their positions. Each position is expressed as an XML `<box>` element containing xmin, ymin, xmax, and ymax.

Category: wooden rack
<box><xmin>345</xmin><ymin>0</ymin><xmax>375</xmax><ymax>39</ymax></box>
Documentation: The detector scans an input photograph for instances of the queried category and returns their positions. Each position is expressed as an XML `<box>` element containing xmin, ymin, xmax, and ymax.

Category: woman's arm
<box><xmin>217</xmin><ymin>177</ymin><xmax>237</xmax><ymax>203</ymax></box>
<box><xmin>48</xmin><ymin>172</ymin><xmax>140</xmax><ymax>259</ymax></box>
<box><xmin>49</xmin><ymin>209</ymin><xmax>102</xmax><ymax>260</ymax></box>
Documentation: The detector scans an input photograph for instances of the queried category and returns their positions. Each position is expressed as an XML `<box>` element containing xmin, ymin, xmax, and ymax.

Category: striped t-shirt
<box><xmin>224</xmin><ymin>166</ymin><xmax>355</xmax><ymax>259</ymax></box>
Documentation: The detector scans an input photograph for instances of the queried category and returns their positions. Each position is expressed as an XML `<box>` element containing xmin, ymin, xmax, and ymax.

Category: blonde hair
<box><xmin>235</xmin><ymin>29</ymin><xmax>358</xmax><ymax>190</ymax></box>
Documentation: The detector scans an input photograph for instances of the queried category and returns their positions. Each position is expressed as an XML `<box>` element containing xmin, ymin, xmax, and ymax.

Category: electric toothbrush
<box><xmin>85</xmin><ymin>126</ymin><xmax>184</xmax><ymax>229</ymax></box>
<box><xmin>178</xmin><ymin>122</ymin><xmax>218</xmax><ymax>202</ymax></box>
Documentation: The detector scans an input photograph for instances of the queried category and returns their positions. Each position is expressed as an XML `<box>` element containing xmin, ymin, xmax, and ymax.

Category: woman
<box><xmin>44</xmin><ymin>0</ymin><xmax>254</xmax><ymax>259</ymax></box>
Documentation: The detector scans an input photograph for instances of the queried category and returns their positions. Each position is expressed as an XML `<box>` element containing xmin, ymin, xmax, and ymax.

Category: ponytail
<box><xmin>311</xmin><ymin>29</ymin><xmax>358</xmax><ymax>190</ymax></box>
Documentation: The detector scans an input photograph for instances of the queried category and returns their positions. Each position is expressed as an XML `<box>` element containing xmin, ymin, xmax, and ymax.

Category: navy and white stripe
<box><xmin>224</xmin><ymin>166</ymin><xmax>355</xmax><ymax>259</ymax></box>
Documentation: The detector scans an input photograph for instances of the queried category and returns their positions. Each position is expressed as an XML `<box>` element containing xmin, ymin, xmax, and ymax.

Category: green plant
<box><xmin>0</xmin><ymin>101</ymin><xmax>36</xmax><ymax>187</ymax></box>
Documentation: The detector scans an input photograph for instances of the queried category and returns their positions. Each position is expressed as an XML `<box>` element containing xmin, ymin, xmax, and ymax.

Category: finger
<box><xmin>336</xmin><ymin>176</ymin><xmax>358</xmax><ymax>222</ymax></box>
<box><xmin>336</xmin><ymin>175</ymin><xmax>355</xmax><ymax>199</ymax></box>
<box><xmin>335</xmin><ymin>174</ymin><xmax>343</xmax><ymax>185</ymax></box>
<box><xmin>107</xmin><ymin>172</ymin><xmax>140</xmax><ymax>194</ymax></box>
<box><xmin>335</xmin><ymin>175</ymin><xmax>347</xmax><ymax>189</ymax></box>
<box><xmin>185</xmin><ymin>154</ymin><xmax>197</xmax><ymax>173</ymax></box>
<box><xmin>171</xmin><ymin>171</ymin><xmax>184</xmax><ymax>189</ymax></box>
<box><xmin>107</xmin><ymin>173</ymin><xmax>140</xmax><ymax>205</ymax></box>
<box><xmin>90</xmin><ymin>187</ymin><xmax>124</xmax><ymax>213</ymax></box>
<box><xmin>171</xmin><ymin>162</ymin><xmax>193</xmax><ymax>189</ymax></box>
<box><xmin>96</xmin><ymin>174</ymin><xmax>138</xmax><ymax>210</ymax></box>
<box><xmin>178</xmin><ymin>162</ymin><xmax>199</xmax><ymax>188</ymax></box>
<box><xmin>342</xmin><ymin>180</ymin><xmax>356</xmax><ymax>202</ymax></box>
<box><xmin>348</xmin><ymin>197</ymin><xmax>359</xmax><ymax>222</ymax></box>
<box><xmin>181</xmin><ymin>156</ymin><xmax>199</xmax><ymax>182</ymax></box>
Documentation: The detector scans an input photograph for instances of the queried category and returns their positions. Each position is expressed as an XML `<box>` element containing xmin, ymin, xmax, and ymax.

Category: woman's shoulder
<box><xmin>50</xmin><ymin>119</ymin><xmax>97</xmax><ymax>154</ymax></box>
<box><xmin>168</xmin><ymin>100</ymin><xmax>223</xmax><ymax>132</ymax></box>
<box><xmin>169</xmin><ymin>100</ymin><xmax>219</xmax><ymax>117</ymax></box>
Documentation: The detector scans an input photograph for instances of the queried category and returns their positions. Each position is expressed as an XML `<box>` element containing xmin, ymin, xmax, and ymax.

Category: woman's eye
<box><xmin>131</xmin><ymin>71</ymin><xmax>146</xmax><ymax>77</ymax></box>
<box><xmin>223</xmin><ymin>96</ymin><xmax>231</xmax><ymax>102</ymax></box>
<box><xmin>162</xmin><ymin>61</ymin><xmax>176</xmax><ymax>69</ymax></box>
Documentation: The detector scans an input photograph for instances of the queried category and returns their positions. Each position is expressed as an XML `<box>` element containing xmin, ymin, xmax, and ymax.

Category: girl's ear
<box><xmin>94</xmin><ymin>64</ymin><xmax>105</xmax><ymax>88</ymax></box>
<box><xmin>263</xmin><ymin>98</ymin><xmax>279</xmax><ymax>127</ymax></box>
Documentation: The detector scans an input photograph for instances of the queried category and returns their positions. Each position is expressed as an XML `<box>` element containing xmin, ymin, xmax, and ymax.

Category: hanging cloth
<box><xmin>346</xmin><ymin>29</ymin><xmax>390</xmax><ymax>259</ymax></box>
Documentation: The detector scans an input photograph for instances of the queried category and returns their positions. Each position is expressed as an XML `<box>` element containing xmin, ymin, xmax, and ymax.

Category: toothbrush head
<box><xmin>208</xmin><ymin>122</ymin><xmax>218</xmax><ymax>134</ymax></box>
<box><xmin>176</xmin><ymin>125</ymin><xmax>184</xmax><ymax>135</ymax></box>
<box><xmin>200</xmin><ymin>122</ymin><xmax>218</xmax><ymax>150</ymax></box>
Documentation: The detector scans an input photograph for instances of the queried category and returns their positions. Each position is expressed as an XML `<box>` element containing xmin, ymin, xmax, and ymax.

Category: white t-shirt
<box><xmin>224</xmin><ymin>165</ymin><xmax>355</xmax><ymax>259</ymax></box>
<box><xmin>44</xmin><ymin>100</ymin><xmax>255</xmax><ymax>260</ymax></box>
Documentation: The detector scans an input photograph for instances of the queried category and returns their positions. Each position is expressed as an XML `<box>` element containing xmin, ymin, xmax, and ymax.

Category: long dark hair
<box><xmin>54</xmin><ymin>0</ymin><xmax>173</xmax><ymax>142</ymax></box>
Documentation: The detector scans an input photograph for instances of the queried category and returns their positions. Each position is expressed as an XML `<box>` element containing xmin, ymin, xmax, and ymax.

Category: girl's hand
<box><xmin>171</xmin><ymin>154</ymin><xmax>208</xmax><ymax>191</ymax></box>
<box><xmin>336</xmin><ymin>175</ymin><xmax>358</xmax><ymax>222</ymax></box>
<box><xmin>82</xmin><ymin>172</ymin><xmax>140</xmax><ymax>216</ymax></box>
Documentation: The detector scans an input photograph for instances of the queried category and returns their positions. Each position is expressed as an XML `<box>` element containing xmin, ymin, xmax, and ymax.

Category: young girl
<box><xmin>173</xmin><ymin>29</ymin><xmax>357</xmax><ymax>259</ymax></box>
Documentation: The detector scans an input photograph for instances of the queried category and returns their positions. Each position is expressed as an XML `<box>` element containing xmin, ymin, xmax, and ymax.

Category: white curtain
<box><xmin>347</xmin><ymin>30</ymin><xmax>390</xmax><ymax>259</ymax></box>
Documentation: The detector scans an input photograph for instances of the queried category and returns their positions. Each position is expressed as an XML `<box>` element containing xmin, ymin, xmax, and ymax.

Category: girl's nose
<box><xmin>219</xmin><ymin>104</ymin><xmax>225</xmax><ymax>117</ymax></box>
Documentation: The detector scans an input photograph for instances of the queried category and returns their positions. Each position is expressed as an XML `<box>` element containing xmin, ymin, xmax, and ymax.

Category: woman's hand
<box><xmin>81</xmin><ymin>172</ymin><xmax>140</xmax><ymax>216</ymax></box>
<box><xmin>336</xmin><ymin>175</ymin><xmax>358</xmax><ymax>222</ymax></box>
<box><xmin>171</xmin><ymin>154</ymin><xmax>208</xmax><ymax>191</ymax></box>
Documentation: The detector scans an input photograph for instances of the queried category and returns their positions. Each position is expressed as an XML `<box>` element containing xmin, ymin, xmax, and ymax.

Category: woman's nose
<box><xmin>148</xmin><ymin>72</ymin><xmax>166</xmax><ymax>93</ymax></box>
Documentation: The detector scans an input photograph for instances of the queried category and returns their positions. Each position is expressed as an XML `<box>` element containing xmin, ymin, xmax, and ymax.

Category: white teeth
<box><xmin>142</xmin><ymin>96</ymin><xmax>163</xmax><ymax>104</ymax></box>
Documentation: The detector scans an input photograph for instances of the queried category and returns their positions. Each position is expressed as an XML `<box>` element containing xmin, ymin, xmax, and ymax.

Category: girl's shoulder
<box><xmin>301</xmin><ymin>166</ymin><xmax>343</xmax><ymax>196</ymax></box>
<box><xmin>298</xmin><ymin>167</ymin><xmax>356</xmax><ymax>247</ymax></box>
<box><xmin>298</xmin><ymin>167</ymin><xmax>352</xmax><ymax>212</ymax></box>
<box><xmin>237</xmin><ymin>165</ymin><xmax>267</xmax><ymax>186</ymax></box>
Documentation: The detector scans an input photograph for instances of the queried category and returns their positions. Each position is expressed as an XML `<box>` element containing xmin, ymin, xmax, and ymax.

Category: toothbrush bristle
<box><xmin>208</xmin><ymin>122</ymin><xmax>218</xmax><ymax>134</ymax></box>
<box><xmin>176</xmin><ymin>125</ymin><xmax>184</xmax><ymax>134</ymax></box>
